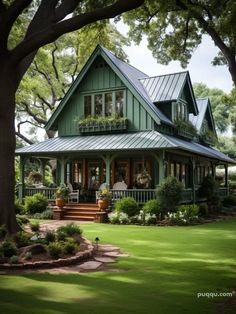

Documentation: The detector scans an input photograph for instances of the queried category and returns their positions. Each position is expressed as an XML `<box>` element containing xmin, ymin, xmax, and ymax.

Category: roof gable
<box><xmin>46</xmin><ymin>45</ymin><xmax>173</xmax><ymax>132</ymax></box>
<box><xmin>189</xmin><ymin>98</ymin><xmax>217</xmax><ymax>135</ymax></box>
<box><xmin>140</xmin><ymin>71</ymin><xmax>198</xmax><ymax>115</ymax></box>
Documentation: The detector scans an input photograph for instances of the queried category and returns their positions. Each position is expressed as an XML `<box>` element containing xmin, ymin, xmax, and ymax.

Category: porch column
<box><xmin>18</xmin><ymin>155</ymin><xmax>26</xmax><ymax>202</ymax></box>
<box><xmin>225</xmin><ymin>164</ymin><xmax>229</xmax><ymax>196</ymax></box>
<box><xmin>39</xmin><ymin>159</ymin><xmax>47</xmax><ymax>184</ymax></box>
<box><xmin>101</xmin><ymin>154</ymin><xmax>116</xmax><ymax>188</ymax></box>
<box><xmin>154</xmin><ymin>153</ymin><xmax>165</xmax><ymax>184</ymax></box>
<box><xmin>191</xmin><ymin>158</ymin><xmax>196</xmax><ymax>204</ymax></box>
<box><xmin>58</xmin><ymin>156</ymin><xmax>66</xmax><ymax>184</ymax></box>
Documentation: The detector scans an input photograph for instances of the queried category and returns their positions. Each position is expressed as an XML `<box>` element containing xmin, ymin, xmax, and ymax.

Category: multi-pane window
<box><xmin>95</xmin><ymin>94</ymin><xmax>103</xmax><ymax>116</ymax></box>
<box><xmin>84</xmin><ymin>95</ymin><xmax>92</xmax><ymax>117</ymax></box>
<box><xmin>175</xmin><ymin>101</ymin><xmax>187</xmax><ymax>121</ymax></box>
<box><xmin>115</xmin><ymin>90</ymin><xmax>124</xmax><ymax>117</ymax></box>
<box><xmin>84</xmin><ymin>90</ymin><xmax>124</xmax><ymax>117</ymax></box>
<box><xmin>105</xmin><ymin>93</ymin><xmax>113</xmax><ymax>116</ymax></box>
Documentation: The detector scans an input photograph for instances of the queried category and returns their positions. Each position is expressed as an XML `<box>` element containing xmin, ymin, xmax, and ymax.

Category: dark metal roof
<box><xmin>189</xmin><ymin>98</ymin><xmax>217</xmax><ymax>136</ymax></box>
<box><xmin>140</xmin><ymin>72</ymin><xmax>188</xmax><ymax>102</ymax></box>
<box><xmin>16</xmin><ymin>131</ymin><xmax>235</xmax><ymax>164</ymax></box>
<box><xmin>189</xmin><ymin>98</ymin><xmax>208</xmax><ymax>131</ymax></box>
<box><xmin>16</xmin><ymin>131</ymin><xmax>173</xmax><ymax>155</ymax></box>
<box><xmin>101</xmin><ymin>47</ymin><xmax>173</xmax><ymax>125</ymax></box>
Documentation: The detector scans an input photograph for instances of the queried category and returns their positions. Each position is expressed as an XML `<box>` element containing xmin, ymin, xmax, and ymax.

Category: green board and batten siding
<box><xmin>58</xmin><ymin>59</ymin><xmax>154</xmax><ymax>136</ymax></box>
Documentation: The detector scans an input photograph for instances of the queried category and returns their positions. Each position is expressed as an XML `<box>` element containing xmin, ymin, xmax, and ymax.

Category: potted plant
<box><xmin>55</xmin><ymin>184</ymin><xmax>70</xmax><ymax>207</ymax></box>
<box><xmin>97</xmin><ymin>187</ymin><xmax>112</xmax><ymax>211</ymax></box>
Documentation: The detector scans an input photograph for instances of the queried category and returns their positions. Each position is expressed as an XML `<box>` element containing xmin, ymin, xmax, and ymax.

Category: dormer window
<box><xmin>174</xmin><ymin>100</ymin><xmax>188</xmax><ymax>121</ymax></box>
<box><xmin>84</xmin><ymin>90</ymin><xmax>125</xmax><ymax>117</ymax></box>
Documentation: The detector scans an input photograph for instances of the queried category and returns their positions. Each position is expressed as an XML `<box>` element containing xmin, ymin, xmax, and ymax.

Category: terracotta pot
<box><xmin>98</xmin><ymin>199</ymin><xmax>109</xmax><ymax>211</ymax></box>
<box><xmin>55</xmin><ymin>198</ymin><xmax>66</xmax><ymax>208</ymax></box>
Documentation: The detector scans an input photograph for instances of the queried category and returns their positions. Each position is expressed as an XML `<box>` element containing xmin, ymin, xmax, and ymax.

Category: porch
<box><xmin>23</xmin><ymin>186</ymin><xmax>229</xmax><ymax>205</ymax></box>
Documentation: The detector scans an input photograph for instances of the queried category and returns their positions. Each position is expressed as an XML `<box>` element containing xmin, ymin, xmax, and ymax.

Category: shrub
<box><xmin>45</xmin><ymin>230</ymin><xmax>56</xmax><ymax>244</ymax></box>
<box><xmin>33</xmin><ymin>208</ymin><xmax>53</xmax><ymax>220</ymax></box>
<box><xmin>108</xmin><ymin>211</ymin><xmax>130</xmax><ymax>224</ymax></box>
<box><xmin>48</xmin><ymin>241</ymin><xmax>63</xmax><ymax>259</ymax></box>
<box><xmin>114</xmin><ymin>197</ymin><xmax>139</xmax><ymax>217</ymax></box>
<box><xmin>13</xmin><ymin>231</ymin><xmax>30</xmax><ymax>248</ymax></box>
<box><xmin>198</xmin><ymin>203</ymin><xmax>209</xmax><ymax>216</ymax></box>
<box><xmin>167</xmin><ymin>204</ymin><xmax>199</xmax><ymax>225</ymax></box>
<box><xmin>57</xmin><ymin>231</ymin><xmax>67</xmax><ymax>241</ymax></box>
<box><xmin>0</xmin><ymin>224</ymin><xmax>7</xmax><ymax>240</ymax></box>
<box><xmin>10</xmin><ymin>255</ymin><xmax>20</xmax><ymax>264</ymax></box>
<box><xmin>197</xmin><ymin>175</ymin><xmax>218</xmax><ymax>204</ymax></box>
<box><xmin>223</xmin><ymin>195</ymin><xmax>236</xmax><ymax>207</ymax></box>
<box><xmin>16</xmin><ymin>214</ymin><xmax>29</xmax><ymax>227</ymax></box>
<box><xmin>143</xmin><ymin>199</ymin><xmax>161</xmax><ymax>216</ymax></box>
<box><xmin>15</xmin><ymin>199</ymin><xmax>25</xmax><ymax>214</ymax></box>
<box><xmin>63</xmin><ymin>239</ymin><xmax>78</xmax><ymax>254</ymax></box>
<box><xmin>24</xmin><ymin>193</ymin><xmax>48</xmax><ymax>214</ymax></box>
<box><xmin>129</xmin><ymin>216</ymin><xmax>140</xmax><ymax>224</ymax></box>
<box><xmin>0</xmin><ymin>241</ymin><xmax>17</xmax><ymax>257</ymax></box>
<box><xmin>108</xmin><ymin>212</ymin><xmax>121</xmax><ymax>224</ymax></box>
<box><xmin>138</xmin><ymin>210</ymin><xmax>156</xmax><ymax>225</ymax></box>
<box><xmin>24</xmin><ymin>252</ymin><xmax>32</xmax><ymax>260</ymax></box>
<box><xmin>30</xmin><ymin>222</ymin><xmax>40</xmax><ymax>232</ymax></box>
<box><xmin>177</xmin><ymin>204</ymin><xmax>199</xmax><ymax>217</ymax></box>
<box><xmin>157</xmin><ymin>177</ymin><xmax>184</xmax><ymax>212</ymax></box>
<box><xmin>57</xmin><ymin>223</ymin><xmax>82</xmax><ymax>237</ymax></box>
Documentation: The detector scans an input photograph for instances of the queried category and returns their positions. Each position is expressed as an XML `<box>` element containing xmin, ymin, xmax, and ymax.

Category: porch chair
<box><xmin>67</xmin><ymin>183</ymin><xmax>79</xmax><ymax>203</ymax></box>
<box><xmin>112</xmin><ymin>181</ymin><xmax>128</xmax><ymax>203</ymax></box>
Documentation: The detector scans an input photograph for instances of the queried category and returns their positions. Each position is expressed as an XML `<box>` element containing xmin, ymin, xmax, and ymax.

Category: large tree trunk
<box><xmin>0</xmin><ymin>59</ymin><xmax>21</xmax><ymax>233</ymax></box>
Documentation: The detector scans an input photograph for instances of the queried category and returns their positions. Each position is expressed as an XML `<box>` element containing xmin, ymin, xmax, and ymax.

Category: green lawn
<box><xmin>1</xmin><ymin>219</ymin><xmax>236</xmax><ymax>314</ymax></box>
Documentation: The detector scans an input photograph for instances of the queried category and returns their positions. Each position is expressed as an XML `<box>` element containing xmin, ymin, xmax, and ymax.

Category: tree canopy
<box><xmin>0</xmin><ymin>0</ymin><xmax>144</xmax><ymax>233</ymax></box>
<box><xmin>123</xmin><ymin>0</ymin><xmax>236</xmax><ymax>87</ymax></box>
<box><xmin>16</xmin><ymin>20</ymin><xmax>129</xmax><ymax>144</ymax></box>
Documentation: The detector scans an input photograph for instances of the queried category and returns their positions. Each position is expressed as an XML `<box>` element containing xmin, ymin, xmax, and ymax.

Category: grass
<box><xmin>1</xmin><ymin>219</ymin><xmax>236</xmax><ymax>314</ymax></box>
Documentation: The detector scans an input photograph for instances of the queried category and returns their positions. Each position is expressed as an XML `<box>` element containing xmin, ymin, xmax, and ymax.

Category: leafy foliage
<box><xmin>142</xmin><ymin>199</ymin><xmax>161</xmax><ymax>216</ymax></box>
<box><xmin>114</xmin><ymin>197</ymin><xmax>139</xmax><ymax>217</ymax></box>
<box><xmin>24</xmin><ymin>193</ymin><xmax>48</xmax><ymax>214</ymax></box>
<box><xmin>13</xmin><ymin>231</ymin><xmax>31</xmax><ymax>248</ymax></box>
<box><xmin>223</xmin><ymin>195</ymin><xmax>236</xmax><ymax>207</ymax></box>
<box><xmin>0</xmin><ymin>241</ymin><xmax>17</xmax><ymax>258</ymax></box>
<box><xmin>124</xmin><ymin>0</ymin><xmax>236</xmax><ymax>86</ymax></box>
<box><xmin>167</xmin><ymin>204</ymin><xmax>199</xmax><ymax>225</ymax></box>
<box><xmin>57</xmin><ymin>223</ymin><xmax>82</xmax><ymax>237</ymax></box>
<box><xmin>157</xmin><ymin>177</ymin><xmax>184</xmax><ymax>212</ymax></box>
<box><xmin>30</xmin><ymin>222</ymin><xmax>40</xmax><ymax>233</ymax></box>
<box><xmin>47</xmin><ymin>241</ymin><xmax>63</xmax><ymax>259</ymax></box>
<box><xmin>197</xmin><ymin>175</ymin><xmax>219</xmax><ymax>203</ymax></box>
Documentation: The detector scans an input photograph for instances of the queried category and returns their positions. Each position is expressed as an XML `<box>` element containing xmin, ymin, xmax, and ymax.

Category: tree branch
<box><xmin>11</xmin><ymin>0</ymin><xmax>145</xmax><ymax>66</ymax></box>
<box><xmin>54</xmin><ymin>0</ymin><xmax>82</xmax><ymax>22</ymax></box>
<box><xmin>51</xmin><ymin>43</ymin><xmax>59</xmax><ymax>80</ymax></box>
<box><xmin>15</xmin><ymin>130</ymin><xmax>34</xmax><ymax>145</ymax></box>
<box><xmin>0</xmin><ymin>0</ymin><xmax>33</xmax><ymax>48</ymax></box>
<box><xmin>20</xmin><ymin>101</ymin><xmax>47</xmax><ymax>125</ymax></box>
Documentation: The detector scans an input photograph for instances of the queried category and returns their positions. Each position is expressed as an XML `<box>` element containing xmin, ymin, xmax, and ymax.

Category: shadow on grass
<box><xmin>0</xmin><ymin>219</ymin><xmax>236</xmax><ymax>314</ymax></box>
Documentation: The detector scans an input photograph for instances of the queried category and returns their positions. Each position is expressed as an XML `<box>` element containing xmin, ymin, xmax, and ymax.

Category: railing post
<box><xmin>225</xmin><ymin>164</ymin><xmax>229</xmax><ymax>196</ymax></box>
<box><xmin>18</xmin><ymin>155</ymin><xmax>26</xmax><ymax>202</ymax></box>
<box><xmin>191</xmin><ymin>158</ymin><xmax>196</xmax><ymax>204</ymax></box>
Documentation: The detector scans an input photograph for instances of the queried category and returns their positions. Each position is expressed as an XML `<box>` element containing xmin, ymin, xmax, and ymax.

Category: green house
<box><xmin>16</xmin><ymin>45</ymin><xmax>235</xmax><ymax>211</ymax></box>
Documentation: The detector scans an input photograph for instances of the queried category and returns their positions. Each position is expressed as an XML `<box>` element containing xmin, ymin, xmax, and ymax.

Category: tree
<box><xmin>0</xmin><ymin>0</ymin><xmax>144</xmax><ymax>233</ymax></box>
<box><xmin>16</xmin><ymin>21</ymin><xmax>129</xmax><ymax>144</ymax></box>
<box><xmin>123</xmin><ymin>0</ymin><xmax>236</xmax><ymax>87</ymax></box>
<box><xmin>193</xmin><ymin>83</ymin><xmax>231</xmax><ymax>133</ymax></box>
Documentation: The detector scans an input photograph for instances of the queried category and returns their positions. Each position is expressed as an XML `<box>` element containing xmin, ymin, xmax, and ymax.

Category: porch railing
<box><xmin>24</xmin><ymin>187</ymin><xmax>57</xmax><ymax>201</ymax></box>
<box><xmin>111</xmin><ymin>189</ymin><xmax>157</xmax><ymax>204</ymax></box>
<box><xmin>22</xmin><ymin>186</ymin><xmax>229</xmax><ymax>204</ymax></box>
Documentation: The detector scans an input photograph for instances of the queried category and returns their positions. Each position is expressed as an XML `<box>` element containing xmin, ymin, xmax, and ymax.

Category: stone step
<box><xmin>65</xmin><ymin>211</ymin><xmax>97</xmax><ymax>217</ymax></box>
<box><xmin>63</xmin><ymin>215</ymin><xmax>95</xmax><ymax>221</ymax></box>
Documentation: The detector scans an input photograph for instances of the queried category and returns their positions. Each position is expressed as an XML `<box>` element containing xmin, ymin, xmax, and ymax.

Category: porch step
<box><xmin>63</xmin><ymin>203</ymin><xmax>99</xmax><ymax>221</ymax></box>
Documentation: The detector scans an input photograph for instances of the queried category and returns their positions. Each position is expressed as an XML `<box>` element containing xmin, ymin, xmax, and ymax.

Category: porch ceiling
<box><xmin>15</xmin><ymin>130</ymin><xmax>236</xmax><ymax>164</ymax></box>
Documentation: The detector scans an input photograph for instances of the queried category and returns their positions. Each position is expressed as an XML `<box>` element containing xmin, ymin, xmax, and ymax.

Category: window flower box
<box><xmin>78</xmin><ymin>117</ymin><xmax>128</xmax><ymax>134</ymax></box>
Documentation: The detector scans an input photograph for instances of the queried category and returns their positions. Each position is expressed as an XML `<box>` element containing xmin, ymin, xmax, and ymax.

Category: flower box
<box><xmin>78</xmin><ymin>119</ymin><xmax>128</xmax><ymax>134</ymax></box>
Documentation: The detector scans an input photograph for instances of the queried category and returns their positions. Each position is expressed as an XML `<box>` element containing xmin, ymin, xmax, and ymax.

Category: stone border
<box><xmin>0</xmin><ymin>237</ymin><xmax>94</xmax><ymax>271</ymax></box>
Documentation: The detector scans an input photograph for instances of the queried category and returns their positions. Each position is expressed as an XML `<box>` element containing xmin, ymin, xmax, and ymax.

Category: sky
<box><xmin>116</xmin><ymin>22</ymin><xmax>233</xmax><ymax>94</ymax></box>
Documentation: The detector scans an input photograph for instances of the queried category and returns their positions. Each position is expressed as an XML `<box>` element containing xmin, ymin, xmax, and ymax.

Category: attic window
<box><xmin>174</xmin><ymin>101</ymin><xmax>187</xmax><ymax>121</ymax></box>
